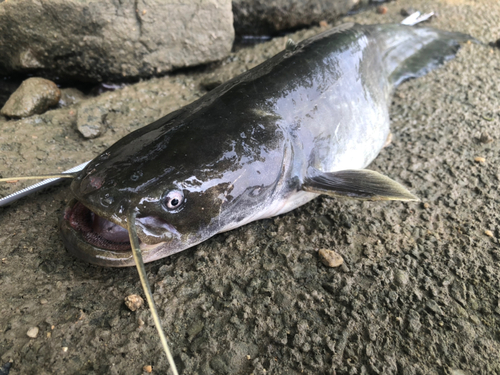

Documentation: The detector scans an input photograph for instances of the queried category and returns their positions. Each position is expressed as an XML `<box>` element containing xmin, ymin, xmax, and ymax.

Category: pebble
<box><xmin>478</xmin><ymin>132</ymin><xmax>493</xmax><ymax>144</ymax></box>
<box><xmin>474</xmin><ymin>156</ymin><xmax>486</xmax><ymax>163</ymax></box>
<box><xmin>484</xmin><ymin>230</ymin><xmax>494</xmax><ymax>238</ymax></box>
<box><xmin>394</xmin><ymin>269</ymin><xmax>409</xmax><ymax>286</ymax></box>
<box><xmin>1</xmin><ymin>77</ymin><xmax>61</xmax><ymax>118</ymax></box>
<box><xmin>76</xmin><ymin>103</ymin><xmax>107</xmax><ymax>138</ymax></box>
<box><xmin>124</xmin><ymin>294</ymin><xmax>144</xmax><ymax>311</ymax></box>
<box><xmin>143</xmin><ymin>365</ymin><xmax>152</xmax><ymax>373</ymax></box>
<box><xmin>27</xmin><ymin>327</ymin><xmax>39</xmax><ymax>338</ymax></box>
<box><xmin>377</xmin><ymin>6</ymin><xmax>388</xmax><ymax>14</ymax></box>
<box><xmin>318</xmin><ymin>249</ymin><xmax>343</xmax><ymax>268</ymax></box>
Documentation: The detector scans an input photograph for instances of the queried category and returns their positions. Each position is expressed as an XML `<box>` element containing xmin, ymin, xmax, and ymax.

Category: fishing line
<box><xmin>127</xmin><ymin>211</ymin><xmax>179</xmax><ymax>375</ymax></box>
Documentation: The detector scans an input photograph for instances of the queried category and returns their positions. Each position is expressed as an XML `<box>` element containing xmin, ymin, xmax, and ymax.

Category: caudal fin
<box><xmin>376</xmin><ymin>25</ymin><xmax>474</xmax><ymax>87</ymax></box>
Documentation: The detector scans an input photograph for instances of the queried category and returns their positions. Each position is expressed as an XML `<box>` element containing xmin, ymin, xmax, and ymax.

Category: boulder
<box><xmin>0</xmin><ymin>0</ymin><xmax>234</xmax><ymax>82</ymax></box>
<box><xmin>233</xmin><ymin>0</ymin><xmax>359</xmax><ymax>35</ymax></box>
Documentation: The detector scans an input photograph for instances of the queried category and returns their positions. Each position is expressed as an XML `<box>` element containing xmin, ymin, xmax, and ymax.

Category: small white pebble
<box><xmin>27</xmin><ymin>327</ymin><xmax>39</xmax><ymax>338</ymax></box>
<box><xmin>484</xmin><ymin>230</ymin><xmax>494</xmax><ymax>238</ymax></box>
<box><xmin>62</xmin><ymin>347</ymin><xmax>68</xmax><ymax>352</ymax></box>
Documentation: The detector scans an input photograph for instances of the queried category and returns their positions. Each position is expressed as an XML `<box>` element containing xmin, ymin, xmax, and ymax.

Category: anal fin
<box><xmin>303</xmin><ymin>169</ymin><xmax>418</xmax><ymax>201</ymax></box>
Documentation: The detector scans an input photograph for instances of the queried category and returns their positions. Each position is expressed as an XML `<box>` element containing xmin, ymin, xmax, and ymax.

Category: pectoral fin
<box><xmin>303</xmin><ymin>169</ymin><xmax>418</xmax><ymax>201</ymax></box>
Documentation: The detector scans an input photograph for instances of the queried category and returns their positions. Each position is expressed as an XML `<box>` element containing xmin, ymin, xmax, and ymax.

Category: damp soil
<box><xmin>1</xmin><ymin>1</ymin><xmax>500</xmax><ymax>374</ymax></box>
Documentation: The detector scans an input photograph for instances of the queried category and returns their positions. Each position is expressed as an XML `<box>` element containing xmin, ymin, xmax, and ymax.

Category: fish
<box><xmin>56</xmin><ymin>22</ymin><xmax>471</xmax><ymax>268</ymax></box>
<box><xmin>0</xmin><ymin>22</ymin><xmax>473</xmax><ymax>373</ymax></box>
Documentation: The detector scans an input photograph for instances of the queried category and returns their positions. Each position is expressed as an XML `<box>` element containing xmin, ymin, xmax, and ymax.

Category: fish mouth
<box><xmin>60</xmin><ymin>200</ymin><xmax>188</xmax><ymax>267</ymax></box>
<box><xmin>60</xmin><ymin>199</ymin><xmax>143</xmax><ymax>267</ymax></box>
<box><xmin>64</xmin><ymin>201</ymin><xmax>133</xmax><ymax>252</ymax></box>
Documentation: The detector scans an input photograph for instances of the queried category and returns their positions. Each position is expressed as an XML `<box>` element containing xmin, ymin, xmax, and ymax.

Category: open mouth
<box><xmin>64</xmin><ymin>201</ymin><xmax>132</xmax><ymax>252</ymax></box>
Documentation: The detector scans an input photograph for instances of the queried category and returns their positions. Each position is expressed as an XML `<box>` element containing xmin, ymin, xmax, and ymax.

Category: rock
<box><xmin>394</xmin><ymin>269</ymin><xmax>409</xmax><ymax>287</ymax></box>
<box><xmin>0</xmin><ymin>78</ymin><xmax>60</xmax><ymax>118</ymax></box>
<box><xmin>58</xmin><ymin>88</ymin><xmax>87</xmax><ymax>108</ymax></box>
<box><xmin>478</xmin><ymin>132</ymin><xmax>493</xmax><ymax>144</ymax></box>
<box><xmin>27</xmin><ymin>327</ymin><xmax>39</xmax><ymax>338</ymax></box>
<box><xmin>318</xmin><ymin>249</ymin><xmax>344</xmax><ymax>268</ymax></box>
<box><xmin>473</xmin><ymin>156</ymin><xmax>486</xmax><ymax>163</ymax></box>
<box><xmin>124</xmin><ymin>294</ymin><xmax>144</xmax><ymax>312</ymax></box>
<box><xmin>0</xmin><ymin>0</ymin><xmax>234</xmax><ymax>82</ymax></box>
<box><xmin>232</xmin><ymin>0</ymin><xmax>359</xmax><ymax>35</ymax></box>
<box><xmin>76</xmin><ymin>103</ymin><xmax>107</xmax><ymax>139</ymax></box>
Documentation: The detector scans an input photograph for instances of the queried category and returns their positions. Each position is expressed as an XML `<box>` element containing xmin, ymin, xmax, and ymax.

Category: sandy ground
<box><xmin>1</xmin><ymin>0</ymin><xmax>500</xmax><ymax>374</ymax></box>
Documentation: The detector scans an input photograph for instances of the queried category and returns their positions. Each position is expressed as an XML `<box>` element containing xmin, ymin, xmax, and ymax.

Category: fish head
<box><xmin>60</xmin><ymin>110</ymin><xmax>286</xmax><ymax>267</ymax></box>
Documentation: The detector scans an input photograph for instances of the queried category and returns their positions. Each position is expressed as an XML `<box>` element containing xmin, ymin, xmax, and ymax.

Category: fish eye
<box><xmin>163</xmin><ymin>190</ymin><xmax>184</xmax><ymax>211</ymax></box>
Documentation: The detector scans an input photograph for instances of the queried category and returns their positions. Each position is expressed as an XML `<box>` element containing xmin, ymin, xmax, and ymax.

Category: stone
<box><xmin>318</xmin><ymin>249</ymin><xmax>344</xmax><ymax>268</ymax></box>
<box><xmin>394</xmin><ymin>269</ymin><xmax>409</xmax><ymax>287</ymax></box>
<box><xmin>124</xmin><ymin>294</ymin><xmax>144</xmax><ymax>312</ymax></box>
<box><xmin>27</xmin><ymin>327</ymin><xmax>39</xmax><ymax>338</ymax></box>
<box><xmin>377</xmin><ymin>6</ymin><xmax>388</xmax><ymax>14</ymax></box>
<box><xmin>0</xmin><ymin>0</ymin><xmax>234</xmax><ymax>82</ymax></box>
<box><xmin>1</xmin><ymin>78</ymin><xmax>60</xmax><ymax>118</ymax></box>
<box><xmin>232</xmin><ymin>0</ymin><xmax>359</xmax><ymax>35</ymax></box>
<box><xmin>76</xmin><ymin>104</ymin><xmax>107</xmax><ymax>139</ymax></box>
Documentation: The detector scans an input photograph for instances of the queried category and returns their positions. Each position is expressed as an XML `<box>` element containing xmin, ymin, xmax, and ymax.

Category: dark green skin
<box><xmin>61</xmin><ymin>23</ymin><xmax>468</xmax><ymax>266</ymax></box>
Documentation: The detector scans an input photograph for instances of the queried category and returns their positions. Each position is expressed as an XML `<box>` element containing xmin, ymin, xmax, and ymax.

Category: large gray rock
<box><xmin>233</xmin><ymin>0</ymin><xmax>359</xmax><ymax>35</ymax></box>
<box><xmin>0</xmin><ymin>0</ymin><xmax>234</xmax><ymax>82</ymax></box>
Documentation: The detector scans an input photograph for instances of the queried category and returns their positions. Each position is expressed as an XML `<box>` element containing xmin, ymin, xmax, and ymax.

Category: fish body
<box><xmin>60</xmin><ymin>23</ymin><xmax>470</xmax><ymax>267</ymax></box>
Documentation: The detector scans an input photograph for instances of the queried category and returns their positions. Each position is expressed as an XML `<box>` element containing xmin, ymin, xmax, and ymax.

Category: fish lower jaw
<box><xmin>60</xmin><ymin>216</ymin><xmax>161</xmax><ymax>267</ymax></box>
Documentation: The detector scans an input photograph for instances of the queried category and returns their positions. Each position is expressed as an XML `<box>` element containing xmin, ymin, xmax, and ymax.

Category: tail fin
<box><xmin>375</xmin><ymin>25</ymin><xmax>474</xmax><ymax>87</ymax></box>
